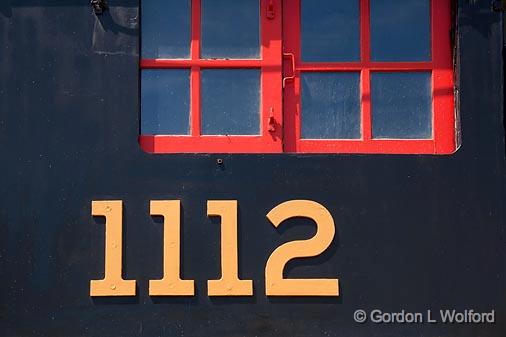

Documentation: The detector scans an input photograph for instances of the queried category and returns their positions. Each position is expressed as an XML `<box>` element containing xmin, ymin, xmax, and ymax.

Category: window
<box><xmin>140</xmin><ymin>0</ymin><xmax>282</xmax><ymax>153</ymax></box>
<box><xmin>140</xmin><ymin>0</ymin><xmax>456</xmax><ymax>154</ymax></box>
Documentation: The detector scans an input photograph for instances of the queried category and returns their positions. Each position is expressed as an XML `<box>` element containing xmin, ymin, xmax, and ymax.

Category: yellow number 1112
<box><xmin>90</xmin><ymin>200</ymin><xmax>338</xmax><ymax>297</ymax></box>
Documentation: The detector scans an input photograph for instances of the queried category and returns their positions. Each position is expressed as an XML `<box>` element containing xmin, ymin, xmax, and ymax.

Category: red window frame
<box><xmin>139</xmin><ymin>0</ymin><xmax>283</xmax><ymax>153</ymax></box>
<box><xmin>140</xmin><ymin>0</ymin><xmax>455</xmax><ymax>154</ymax></box>
<box><xmin>283</xmin><ymin>0</ymin><xmax>456</xmax><ymax>154</ymax></box>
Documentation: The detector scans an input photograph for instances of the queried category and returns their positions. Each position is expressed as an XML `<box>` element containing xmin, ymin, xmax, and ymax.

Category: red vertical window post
<box><xmin>432</xmin><ymin>0</ymin><xmax>456</xmax><ymax>154</ymax></box>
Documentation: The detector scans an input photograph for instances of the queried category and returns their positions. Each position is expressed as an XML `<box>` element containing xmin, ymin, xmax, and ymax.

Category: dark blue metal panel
<box><xmin>0</xmin><ymin>1</ymin><xmax>505</xmax><ymax>336</ymax></box>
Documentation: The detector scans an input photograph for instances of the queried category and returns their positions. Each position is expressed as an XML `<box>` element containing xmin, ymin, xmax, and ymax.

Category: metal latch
<box><xmin>282</xmin><ymin>52</ymin><xmax>295</xmax><ymax>88</ymax></box>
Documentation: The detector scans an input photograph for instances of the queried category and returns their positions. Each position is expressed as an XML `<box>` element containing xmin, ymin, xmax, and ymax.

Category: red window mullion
<box><xmin>191</xmin><ymin>67</ymin><xmax>201</xmax><ymax>137</ymax></box>
<box><xmin>361</xmin><ymin>69</ymin><xmax>372</xmax><ymax>141</ymax></box>
<box><xmin>282</xmin><ymin>0</ymin><xmax>300</xmax><ymax>153</ymax></box>
<box><xmin>260</xmin><ymin>0</ymin><xmax>283</xmax><ymax>151</ymax></box>
<box><xmin>297</xmin><ymin>62</ymin><xmax>433</xmax><ymax>72</ymax></box>
<box><xmin>190</xmin><ymin>0</ymin><xmax>201</xmax><ymax>61</ymax></box>
<box><xmin>360</xmin><ymin>0</ymin><xmax>371</xmax><ymax>64</ymax></box>
<box><xmin>140</xmin><ymin>59</ymin><xmax>434</xmax><ymax>71</ymax></box>
<box><xmin>140</xmin><ymin>59</ymin><xmax>263</xmax><ymax>69</ymax></box>
<box><xmin>190</xmin><ymin>0</ymin><xmax>201</xmax><ymax>137</ymax></box>
<box><xmin>360</xmin><ymin>0</ymin><xmax>372</xmax><ymax>142</ymax></box>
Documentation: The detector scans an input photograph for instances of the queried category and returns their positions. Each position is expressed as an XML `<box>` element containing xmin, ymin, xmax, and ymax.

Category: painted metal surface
<box><xmin>0</xmin><ymin>0</ymin><xmax>505</xmax><ymax>336</ymax></box>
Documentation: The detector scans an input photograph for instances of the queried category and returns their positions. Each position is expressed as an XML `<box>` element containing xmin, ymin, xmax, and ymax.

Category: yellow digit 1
<box><xmin>207</xmin><ymin>200</ymin><xmax>253</xmax><ymax>296</ymax></box>
<box><xmin>265</xmin><ymin>200</ymin><xmax>339</xmax><ymax>296</ymax></box>
<box><xmin>90</xmin><ymin>200</ymin><xmax>136</xmax><ymax>296</ymax></box>
<box><xmin>149</xmin><ymin>200</ymin><xmax>195</xmax><ymax>296</ymax></box>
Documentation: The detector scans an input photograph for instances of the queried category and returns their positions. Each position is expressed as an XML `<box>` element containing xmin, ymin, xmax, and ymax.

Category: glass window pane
<box><xmin>201</xmin><ymin>69</ymin><xmax>260</xmax><ymax>135</ymax></box>
<box><xmin>370</xmin><ymin>0</ymin><xmax>431</xmax><ymax>61</ymax></box>
<box><xmin>141</xmin><ymin>70</ymin><xmax>190</xmax><ymax>135</ymax></box>
<box><xmin>201</xmin><ymin>0</ymin><xmax>260</xmax><ymax>59</ymax></box>
<box><xmin>301</xmin><ymin>72</ymin><xmax>361</xmax><ymax>139</ymax></box>
<box><xmin>371</xmin><ymin>72</ymin><xmax>432</xmax><ymax>139</ymax></box>
<box><xmin>301</xmin><ymin>0</ymin><xmax>360</xmax><ymax>62</ymax></box>
<box><xmin>141</xmin><ymin>0</ymin><xmax>191</xmax><ymax>59</ymax></box>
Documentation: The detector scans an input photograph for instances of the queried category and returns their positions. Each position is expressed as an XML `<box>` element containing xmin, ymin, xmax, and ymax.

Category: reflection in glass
<box><xmin>370</xmin><ymin>0</ymin><xmax>431</xmax><ymax>61</ymax></box>
<box><xmin>201</xmin><ymin>0</ymin><xmax>260</xmax><ymax>59</ymax></box>
<box><xmin>201</xmin><ymin>70</ymin><xmax>260</xmax><ymax>135</ymax></box>
<box><xmin>301</xmin><ymin>72</ymin><xmax>361</xmax><ymax>139</ymax></box>
<box><xmin>141</xmin><ymin>0</ymin><xmax>191</xmax><ymax>59</ymax></box>
<box><xmin>371</xmin><ymin>72</ymin><xmax>432</xmax><ymax>139</ymax></box>
<box><xmin>141</xmin><ymin>70</ymin><xmax>190</xmax><ymax>135</ymax></box>
<box><xmin>301</xmin><ymin>0</ymin><xmax>360</xmax><ymax>62</ymax></box>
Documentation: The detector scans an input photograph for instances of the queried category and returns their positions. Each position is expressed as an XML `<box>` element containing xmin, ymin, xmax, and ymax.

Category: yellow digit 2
<box><xmin>149</xmin><ymin>200</ymin><xmax>195</xmax><ymax>296</ymax></box>
<box><xmin>207</xmin><ymin>200</ymin><xmax>253</xmax><ymax>296</ymax></box>
<box><xmin>265</xmin><ymin>200</ymin><xmax>339</xmax><ymax>296</ymax></box>
<box><xmin>90</xmin><ymin>200</ymin><xmax>136</xmax><ymax>296</ymax></box>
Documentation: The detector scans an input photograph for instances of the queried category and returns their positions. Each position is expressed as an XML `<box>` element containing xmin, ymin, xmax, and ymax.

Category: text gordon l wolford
<box><xmin>354</xmin><ymin>309</ymin><xmax>495</xmax><ymax>324</ymax></box>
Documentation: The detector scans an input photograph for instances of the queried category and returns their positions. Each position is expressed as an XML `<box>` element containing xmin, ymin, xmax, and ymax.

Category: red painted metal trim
<box><xmin>140</xmin><ymin>135</ymin><xmax>281</xmax><ymax>153</ymax></box>
<box><xmin>190</xmin><ymin>0</ymin><xmax>201</xmax><ymax>137</ymax></box>
<box><xmin>282</xmin><ymin>0</ymin><xmax>455</xmax><ymax>154</ymax></box>
<box><xmin>141</xmin><ymin>59</ymin><xmax>263</xmax><ymax>69</ymax></box>
<box><xmin>281</xmin><ymin>0</ymin><xmax>299</xmax><ymax>153</ymax></box>
<box><xmin>140</xmin><ymin>59</ymin><xmax>434</xmax><ymax>71</ymax></box>
<box><xmin>260</xmin><ymin>0</ymin><xmax>283</xmax><ymax>152</ymax></box>
<box><xmin>360</xmin><ymin>0</ymin><xmax>372</xmax><ymax>142</ymax></box>
<box><xmin>294</xmin><ymin>139</ymin><xmax>436</xmax><ymax>154</ymax></box>
<box><xmin>191</xmin><ymin>67</ymin><xmax>201</xmax><ymax>137</ymax></box>
<box><xmin>432</xmin><ymin>0</ymin><xmax>456</xmax><ymax>154</ymax></box>
<box><xmin>361</xmin><ymin>69</ymin><xmax>372</xmax><ymax>142</ymax></box>
<box><xmin>298</xmin><ymin>62</ymin><xmax>433</xmax><ymax>72</ymax></box>
<box><xmin>191</xmin><ymin>0</ymin><xmax>200</xmax><ymax>60</ymax></box>
<box><xmin>140</xmin><ymin>0</ymin><xmax>283</xmax><ymax>153</ymax></box>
